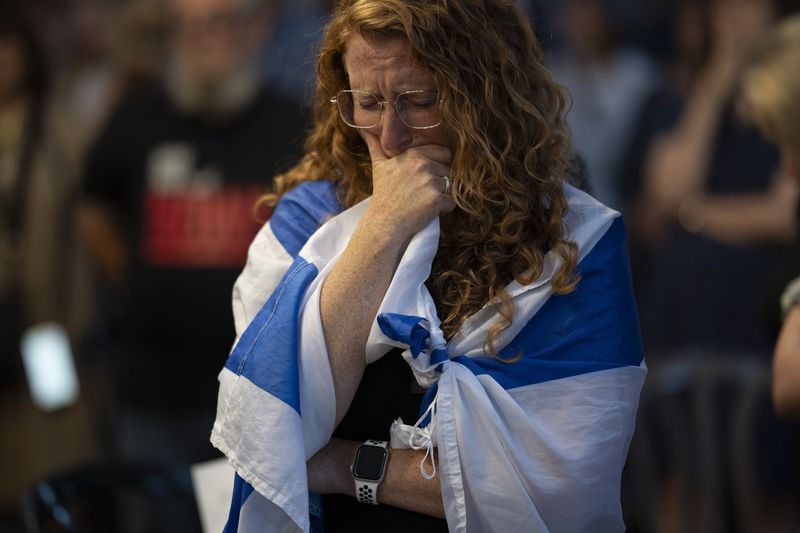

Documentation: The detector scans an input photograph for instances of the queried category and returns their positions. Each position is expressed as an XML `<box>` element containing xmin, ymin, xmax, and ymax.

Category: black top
<box><xmin>323</xmin><ymin>348</ymin><xmax>449</xmax><ymax>532</ymax></box>
<box><xmin>82</xmin><ymin>82</ymin><xmax>307</xmax><ymax>411</ymax></box>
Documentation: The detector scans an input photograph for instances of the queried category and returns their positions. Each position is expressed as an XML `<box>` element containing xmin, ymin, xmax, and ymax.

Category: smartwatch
<box><xmin>350</xmin><ymin>440</ymin><xmax>389</xmax><ymax>505</ymax></box>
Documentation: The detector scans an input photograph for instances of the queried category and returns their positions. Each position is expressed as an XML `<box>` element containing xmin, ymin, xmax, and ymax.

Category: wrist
<box><xmin>351</xmin><ymin>439</ymin><xmax>390</xmax><ymax>505</ymax></box>
<box><xmin>307</xmin><ymin>438</ymin><xmax>359</xmax><ymax>495</ymax></box>
<box><xmin>678</xmin><ymin>196</ymin><xmax>707</xmax><ymax>233</ymax></box>
<box><xmin>333</xmin><ymin>438</ymin><xmax>360</xmax><ymax>496</ymax></box>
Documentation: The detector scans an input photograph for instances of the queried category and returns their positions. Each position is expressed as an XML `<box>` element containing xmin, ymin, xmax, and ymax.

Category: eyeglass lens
<box><xmin>336</xmin><ymin>90</ymin><xmax>440</xmax><ymax>129</ymax></box>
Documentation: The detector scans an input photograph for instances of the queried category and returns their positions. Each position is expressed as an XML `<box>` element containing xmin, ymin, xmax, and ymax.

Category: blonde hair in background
<box><xmin>742</xmin><ymin>14</ymin><xmax>800</xmax><ymax>160</ymax></box>
<box><xmin>264</xmin><ymin>0</ymin><xmax>579</xmax><ymax>354</ymax></box>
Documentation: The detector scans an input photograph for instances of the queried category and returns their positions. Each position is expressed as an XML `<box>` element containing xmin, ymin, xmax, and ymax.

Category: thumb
<box><xmin>360</xmin><ymin>130</ymin><xmax>387</xmax><ymax>164</ymax></box>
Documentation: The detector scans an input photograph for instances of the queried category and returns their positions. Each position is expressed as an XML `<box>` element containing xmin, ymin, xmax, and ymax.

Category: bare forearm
<box><xmin>671</xmin><ymin>69</ymin><xmax>732</xmax><ymax>148</ymax></box>
<box><xmin>644</xmin><ymin>72</ymin><xmax>732</xmax><ymax>214</ymax></box>
<box><xmin>378</xmin><ymin>446</ymin><xmax>444</xmax><ymax>518</ymax></box>
<box><xmin>687</xmin><ymin>194</ymin><xmax>795</xmax><ymax>245</ymax></box>
<box><xmin>682</xmin><ymin>169</ymin><xmax>798</xmax><ymax>245</ymax></box>
<box><xmin>320</xmin><ymin>138</ymin><xmax>453</xmax><ymax>427</ymax></box>
<box><xmin>320</xmin><ymin>210</ymin><xmax>408</xmax><ymax>425</ymax></box>
<box><xmin>308</xmin><ymin>438</ymin><xmax>445</xmax><ymax>518</ymax></box>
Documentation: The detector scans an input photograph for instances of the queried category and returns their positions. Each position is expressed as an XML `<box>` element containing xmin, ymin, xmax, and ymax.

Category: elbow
<box><xmin>769</xmin><ymin>211</ymin><xmax>796</xmax><ymax>243</ymax></box>
<box><xmin>771</xmin><ymin>376</ymin><xmax>800</xmax><ymax>420</ymax></box>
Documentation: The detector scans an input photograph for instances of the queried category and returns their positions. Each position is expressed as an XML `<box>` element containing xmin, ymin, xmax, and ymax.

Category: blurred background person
<box><xmin>618</xmin><ymin>1</ymin><xmax>800</xmax><ymax>531</ymax></box>
<box><xmin>0</xmin><ymin>0</ymin><xmax>99</xmax><ymax>523</ymax></box>
<box><xmin>625</xmin><ymin>0</ymin><xmax>797</xmax><ymax>356</ymax></box>
<box><xmin>548</xmin><ymin>0</ymin><xmax>656</xmax><ymax>210</ymax></box>
<box><xmin>46</xmin><ymin>0</ymin><xmax>120</xmax><ymax>170</ymax></box>
<box><xmin>742</xmin><ymin>15</ymin><xmax>800</xmax><ymax>419</ymax></box>
<box><xmin>77</xmin><ymin>0</ymin><xmax>308</xmax><ymax>467</ymax></box>
<box><xmin>46</xmin><ymin>0</ymin><xmax>167</xmax><ymax>175</ymax></box>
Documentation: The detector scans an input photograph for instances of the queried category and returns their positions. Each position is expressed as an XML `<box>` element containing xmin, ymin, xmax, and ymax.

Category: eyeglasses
<box><xmin>330</xmin><ymin>89</ymin><xmax>442</xmax><ymax>130</ymax></box>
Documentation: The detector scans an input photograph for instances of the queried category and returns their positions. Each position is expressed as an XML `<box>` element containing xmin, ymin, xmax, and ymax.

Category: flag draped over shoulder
<box><xmin>211</xmin><ymin>179</ymin><xmax>646</xmax><ymax>533</ymax></box>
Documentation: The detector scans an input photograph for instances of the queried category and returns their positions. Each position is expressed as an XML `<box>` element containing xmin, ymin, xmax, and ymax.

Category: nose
<box><xmin>376</xmin><ymin>105</ymin><xmax>413</xmax><ymax>158</ymax></box>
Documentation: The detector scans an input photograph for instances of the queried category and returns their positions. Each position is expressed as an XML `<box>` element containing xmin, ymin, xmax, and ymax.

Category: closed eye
<box><xmin>404</xmin><ymin>98</ymin><xmax>437</xmax><ymax>110</ymax></box>
<box><xmin>355</xmin><ymin>99</ymin><xmax>381</xmax><ymax>111</ymax></box>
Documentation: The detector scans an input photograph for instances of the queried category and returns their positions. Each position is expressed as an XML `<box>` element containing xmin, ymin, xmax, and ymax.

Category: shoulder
<box><xmin>561</xmin><ymin>184</ymin><xmax>638</xmax><ymax>336</ymax></box>
<box><xmin>105</xmin><ymin>83</ymin><xmax>172</xmax><ymax>130</ymax></box>
<box><xmin>248</xmin><ymin>87</ymin><xmax>309</xmax><ymax>138</ymax></box>
<box><xmin>85</xmin><ymin>83</ymin><xmax>170</xmax><ymax>164</ymax></box>
<box><xmin>245</xmin><ymin>87</ymin><xmax>309</xmax><ymax>171</ymax></box>
<box><xmin>278</xmin><ymin>180</ymin><xmax>341</xmax><ymax>214</ymax></box>
<box><xmin>252</xmin><ymin>86</ymin><xmax>307</xmax><ymax>118</ymax></box>
<box><xmin>82</xmin><ymin>84</ymin><xmax>163</xmax><ymax>196</ymax></box>
<box><xmin>269</xmin><ymin>181</ymin><xmax>342</xmax><ymax>258</ymax></box>
<box><xmin>498</xmin><ymin>183</ymin><xmax>643</xmax><ymax>373</ymax></box>
<box><xmin>562</xmin><ymin>183</ymin><xmax>637</xmax><ymax>326</ymax></box>
<box><xmin>562</xmin><ymin>182</ymin><xmax>622</xmax><ymax>256</ymax></box>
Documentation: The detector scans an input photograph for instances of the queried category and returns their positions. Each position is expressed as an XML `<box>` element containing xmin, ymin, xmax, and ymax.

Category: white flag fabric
<box><xmin>211</xmin><ymin>180</ymin><xmax>646</xmax><ymax>532</ymax></box>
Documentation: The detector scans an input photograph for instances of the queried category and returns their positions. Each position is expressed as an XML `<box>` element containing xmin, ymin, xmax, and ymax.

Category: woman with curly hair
<box><xmin>211</xmin><ymin>0</ymin><xmax>646</xmax><ymax>531</ymax></box>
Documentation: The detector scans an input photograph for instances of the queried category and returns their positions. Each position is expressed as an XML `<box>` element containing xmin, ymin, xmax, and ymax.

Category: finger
<box><xmin>425</xmin><ymin>162</ymin><xmax>452</xmax><ymax>184</ymax></box>
<box><xmin>435</xmin><ymin>175</ymin><xmax>451</xmax><ymax>195</ymax></box>
<box><xmin>408</xmin><ymin>144</ymin><xmax>452</xmax><ymax>166</ymax></box>
<box><xmin>427</xmin><ymin>161</ymin><xmax>451</xmax><ymax>174</ymax></box>
<box><xmin>437</xmin><ymin>192</ymin><xmax>457</xmax><ymax>215</ymax></box>
<box><xmin>359</xmin><ymin>130</ymin><xmax>388</xmax><ymax>164</ymax></box>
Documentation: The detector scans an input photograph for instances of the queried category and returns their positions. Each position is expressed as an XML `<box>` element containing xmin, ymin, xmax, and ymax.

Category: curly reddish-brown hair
<box><xmin>264</xmin><ymin>0</ymin><xmax>579</xmax><ymax>355</ymax></box>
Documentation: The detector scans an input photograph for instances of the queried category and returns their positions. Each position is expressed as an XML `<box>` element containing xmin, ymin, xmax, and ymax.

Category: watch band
<box><xmin>781</xmin><ymin>275</ymin><xmax>800</xmax><ymax>319</ymax></box>
<box><xmin>353</xmin><ymin>440</ymin><xmax>388</xmax><ymax>505</ymax></box>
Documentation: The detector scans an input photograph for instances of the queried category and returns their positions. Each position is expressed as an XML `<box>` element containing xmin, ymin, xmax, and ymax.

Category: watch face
<box><xmin>353</xmin><ymin>445</ymin><xmax>388</xmax><ymax>481</ymax></box>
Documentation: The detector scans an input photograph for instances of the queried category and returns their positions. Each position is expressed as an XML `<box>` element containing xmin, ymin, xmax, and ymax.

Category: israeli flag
<box><xmin>211</xmin><ymin>180</ymin><xmax>646</xmax><ymax>532</ymax></box>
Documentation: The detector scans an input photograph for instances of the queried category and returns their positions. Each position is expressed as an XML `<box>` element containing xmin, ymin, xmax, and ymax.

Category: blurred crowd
<box><xmin>1</xmin><ymin>0</ymin><xmax>799</xmax><ymax>531</ymax></box>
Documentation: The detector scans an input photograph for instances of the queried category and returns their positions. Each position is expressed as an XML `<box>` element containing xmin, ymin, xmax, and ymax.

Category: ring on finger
<box><xmin>441</xmin><ymin>175</ymin><xmax>451</xmax><ymax>195</ymax></box>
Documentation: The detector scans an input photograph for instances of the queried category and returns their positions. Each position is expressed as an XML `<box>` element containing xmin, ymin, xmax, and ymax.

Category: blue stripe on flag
<box><xmin>419</xmin><ymin>383</ymin><xmax>438</xmax><ymax>426</ymax></box>
<box><xmin>377</xmin><ymin>314</ymin><xmax>432</xmax><ymax>358</ymax></box>
<box><xmin>224</xmin><ymin>257</ymin><xmax>319</xmax><ymax>414</ymax></box>
<box><xmin>223</xmin><ymin>474</ymin><xmax>255</xmax><ymax>533</ymax></box>
<box><xmin>270</xmin><ymin>181</ymin><xmax>341</xmax><ymax>258</ymax></box>
<box><xmin>460</xmin><ymin>217</ymin><xmax>644</xmax><ymax>389</ymax></box>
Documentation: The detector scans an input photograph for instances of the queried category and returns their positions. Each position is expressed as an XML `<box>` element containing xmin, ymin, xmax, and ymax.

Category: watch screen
<box><xmin>353</xmin><ymin>445</ymin><xmax>387</xmax><ymax>481</ymax></box>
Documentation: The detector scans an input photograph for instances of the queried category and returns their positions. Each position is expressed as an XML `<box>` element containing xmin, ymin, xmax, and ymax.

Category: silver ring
<box><xmin>441</xmin><ymin>175</ymin><xmax>451</xmax><ymax>195</ymax></box>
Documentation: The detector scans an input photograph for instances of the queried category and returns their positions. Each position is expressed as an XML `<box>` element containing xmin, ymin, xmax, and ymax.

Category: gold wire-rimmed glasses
<box><xmin>330</xmin><ymin>89</ymin><xmax>442</xmax><ymax>130</ymax></box>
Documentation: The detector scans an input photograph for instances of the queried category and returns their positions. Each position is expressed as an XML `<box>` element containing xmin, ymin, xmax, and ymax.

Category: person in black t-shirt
<box><xmin>78</xmin><ymin>0</ymin><xmax>307</xmax><ymax>465</ymax></box>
